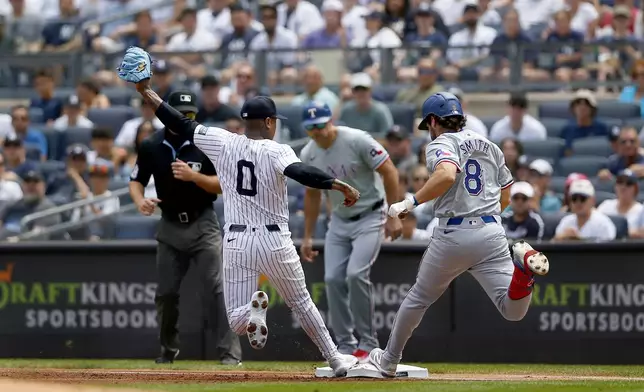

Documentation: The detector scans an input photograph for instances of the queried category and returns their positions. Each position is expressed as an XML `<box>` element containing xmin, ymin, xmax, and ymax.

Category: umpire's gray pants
<box><xmin>383</xmin><ymin>218</ymin><xmax>532</xmax><ymax>365</ymax></box>
<box><xmin>155</xmin><ymin>208</ymin><xmax>241</xmax><ymax>360</ymax></box>
<box><xmin>324</xmin><ymin>209</ymin><xmax>385</xmax><ymax>353</ymax></box>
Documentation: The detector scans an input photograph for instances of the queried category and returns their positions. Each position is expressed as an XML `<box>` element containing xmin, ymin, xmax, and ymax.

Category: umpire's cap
<box><xmin>418</xmin><ymin>92</ymin><xmax>463</xmax><ymax>131</ymax></box>
<box><xmin>301</xmin><ymin>101</ymin><xmax>331</xmax><ymax>127</ymax></box>
<box><xmin>168</xmin><ymin>91</ymin><xmax>198</xmax><ymax>113</ymax></box>
<box><xmin>241</xmin><ymin>96</ymin><xmax>287</xmax><ymax>120</ymax></box>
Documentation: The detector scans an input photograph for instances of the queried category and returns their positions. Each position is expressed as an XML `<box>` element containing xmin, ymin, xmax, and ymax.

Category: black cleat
<box><xmin>155</xmin><ymin>349</ymin><xmax>179</xmax><ymax>364</ymax></box>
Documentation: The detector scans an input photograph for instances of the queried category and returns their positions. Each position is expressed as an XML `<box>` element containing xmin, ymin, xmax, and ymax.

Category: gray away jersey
<box><xmin>425</xmin><ymin>129</ymin><xmax>514</xmax><ymax>218</ymax></box>
<box><xmin>300</xmin><ymin>126</ymin><xmax>389</xmax><ymax>219</ymax></box>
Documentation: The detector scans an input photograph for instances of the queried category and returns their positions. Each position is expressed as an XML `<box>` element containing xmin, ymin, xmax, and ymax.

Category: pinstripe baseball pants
<box><xmin>222</xmin><ymin>223</ymin><xmax>339</xmax><ymax>360</ymax></box>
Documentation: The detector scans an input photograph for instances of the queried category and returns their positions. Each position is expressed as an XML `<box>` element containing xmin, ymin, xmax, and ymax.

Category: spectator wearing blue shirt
<box><xmin>619</xmin><ymin>59</ymin><xmax>644</xmax><ymax>117</ymax></box>
<box><xmin>599</xmin><ymin>126</ymin><xmax>644</xmax><ymax>180</ymax></box>
<box><xmin>302</xmin><ymin>0</ymin><xmax>348</xmax><ymax>49</ymax></box>
<box><xmin>41</xmin><ymin>0</ymin><xmax>83</xmax><ymax>53</ymax></box>
<box><xmin>482</xmin><ymin>8</ymin><xmax>549</xmax><ymax>82</ymax></box>
<box><xmin>10</xmin><ymin>106</ymin><xmax>47</xmax><ymax>160</ymax></box>
<box><xmin>2</xmin><ymin>136</ymin><xmax>38</xmax><ymax>179</ymax></box>
<box><xmin>399</xmin><ymin>3</ymin><xmax>447</xmax><ymax>72</ymax></box>
<box><xmin>29</xmin><ymin>69</ymin><xmax>63</xmax><ymax>125</ymax></box>
<box><xmin>219</xmin><ymin>5</ymin><xmax>260</xmax><ymax>69</ymax></box>
<box><xmin>527</xmin><ymin>159</ymin><xmax>562</xmax><ymax>213</ymax></box>
<box><xmin>546</xmin><ymin>10</ymin><xmax>589</xmax><ymax>84</ymax></box>
<box><xmin>561</xmin><ymin>89</ymin><xmax>610</xmax><ymax>153</ymax></box>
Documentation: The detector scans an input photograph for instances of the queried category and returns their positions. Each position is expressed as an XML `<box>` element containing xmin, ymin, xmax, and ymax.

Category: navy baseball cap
<box><xmin>302</xmin><ymin>101</ymin><xmax>332</xmax><ymax>127</ymax></box>
<box><xmin>617</xmin><ymin>169</ymin><xmax>638</xmax><ymax>184</ymax></box>
<box><xmin>240</xmin><ymin>96</ymin><xmax>287</xmax><ymax>120</ymax></box>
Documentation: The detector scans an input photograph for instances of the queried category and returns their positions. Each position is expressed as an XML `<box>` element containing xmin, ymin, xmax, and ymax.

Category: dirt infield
<box><xmin>2</xmin><ymin>368</ymin><xmax>644</xmax><ymax>385</ymax></box>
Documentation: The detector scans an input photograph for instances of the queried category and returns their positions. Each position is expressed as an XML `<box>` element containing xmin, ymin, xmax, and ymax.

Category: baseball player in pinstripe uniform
<box><xmin>130</xmin><ymin>76</ymin><xmax>361</xmax><ymax>377</ymax></box>
<box><xmin>299</xmin><ymin>101</ymin><xmax>402</xmax><ymax>361</ymax></box>
<box><xmin>369</xmin><ymin>92</ymin><xmax>551</xmax><ymax>377</ymax></box>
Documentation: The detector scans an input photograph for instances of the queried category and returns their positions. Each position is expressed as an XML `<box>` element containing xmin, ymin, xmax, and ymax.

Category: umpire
<box><xmin>129</xmin><ymin>91</ymin><xmax>241</xmax><ymax>365</ymax></box>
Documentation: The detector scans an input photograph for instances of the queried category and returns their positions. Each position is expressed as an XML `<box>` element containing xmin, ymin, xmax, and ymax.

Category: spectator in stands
<box><xmin>291</xmin><ymin>65</ymin><xmax>340</xmax><ymax>110</ymax></box>
<box><xmin>600</xmin><ymin>0</ymin><xmax>639</xmax><ymax>35</ymax></box>
<box><xmin>220</xmin><ymin>63</ymin><xmax>265</xmax><ymax>108</ymax></box>
<box><xmin>10</xmin><ymin>105</ymin><xmax>47</xmax><ymax>159</ymax></box>
<box><xmin>194</xmin><ymin>75</ymin><xmax>238</xmax><ymax>124</ymax></box>
<box><xmin>446</xmin><ymin>87</ymin><xmax>488</xmax><ymax>138</ymax></box>
<box><xmin>395</xmin><ymin>58</ymin><xmax>443</xmax><ymax>117</ymax></box>
<box><xmin>87</xmin><ymin>128</ymin><xmax>116</xmax><ymax>167</ymax></box>
<box><xmin>561</xmin><ymin>89</ymin><xmax>610</xmax><ymax>153</ymax></box>
<box><xmin>479</xmin><ymin>0</ymin><xmax>502</xmax><ymax>28</ymax></box>
<box><xmin>53</xmin><ymin>95</ymin><xmax>94</xmax><ymax>131</ymax></box>
<box><xmin>597</xmin><ymin>169</ymin><xmax>643</xmax><ymax>235</ymax></box>
<box><xmin>502</xmin><ymin>181</ymin><xmax>545</xmax><ymax>240</ymax></box>
<box><xmin>249</xmin><ymin>3</ymin><xmax>299</xmax><ymax>85</ymax></box>
<box><xmin>599</xmin><ymin>126</ymin><xmax>644</xmax><ymax>179</ymax></box>
<box><xmin>384</xmin><ymin>0</ymin><xmax>412</xmax><ymax>38</ymax></box>
<box><xmin>596</xmin><ymin>6</ymin><xmax>638</xmax><ymax>93</ymax></box>
<box><xmin>93</xmin><ymin>10</ymin><xmax>163</xmax><ymax>54</ymax></box>
<box><xmin>76</xmin><ymin>78</ymin><xmax>110</xmax><ymax>113</ymax></box>
<box><xmin>442</xmin><ymin>4</ymin><xmax>497</xmax><ymax>82</ymax></box>
<box><xmin>609</xmin><ymin>124</ymin><xmax>621</xmax><ymax>153</ymax></box>
<box><xmin>417</xmin><ymin>141</ymin><xmax>427</xmax><ymax>166</ymax></box>
<box><xmin>71</xmin><ymin>160</ymin><xmax>120</xmax><ymax>227</ymax></box>
<box><xmin>431</xmin><ymin>0</ymin><xmax>474</xmax><ymax>28</ymax></box>
<box><xmin>339</xmin><ymin>72</ymin><xmax>393</xmax><ymax>135</ymax></box>
<box><xmin>2</xmin><ymin>136</ymin><xmax>37</xmax><ymax>178</ymax></box>
<box><xmin>120</xmin><ymin>121</ymin><xmax>156</xmax><ymax>180</ymax></box>
<box><xmin>302</xmin><ymin>0</ymin><xmax>348</xmax><ymax>48</ymax></box>
<box><xmin>564</xmin><ymin>0</ymin><xmax>599</xmax><ymax>39</ymax></box>
<box><xmin>397</xmin><ymin>167</ymin><xmax>410</xmax><ymax>201</ymax></box>
<box><xmin>554</xmin><ymin>179</ymin><xmax>617</xmax><ymax>241</ymax></box>
<box><xmin>546</xmin><ymin>10</ymin><xmax>589</xmax><ymax>84</ymax></box>
<box><xmin>219</xmin><ymin>5</ymin><xmax>260</xmax><ymax>69</ymax></box>
<box><xmin>152</xmin><ymin>61</ymin><xmax>175</xmax><ymax>102</ymax></box>
<box><xmin>30</xmin><ymin>68</ymin><xmax>62</xmax><ymax>124</ymax></box>
<box><xmin>528</xmin><ymin>159</ymin><xmax>562</xmax><ymax>213</ymax></box>
<box><xmin>40</xmin><ymin>0</ymin><xmax>82</xmax><ymax>53</ymax></box>
<box><xmin>560</xmin><ymin>172</ymin><xmax>588</xmax><ymax>212</ymax></box>
<box><xmin>409</xmin><ymin>163</ymin><xmax>433</xmax><ymax>217</ymax></box>
<box><xmin>197</xmin><ymin>0</ymin><xmax>235</xmax><ymax>41</ymax></box>
<box><xmin>225</xmin><ymin>116</ymin><xmax>245</xmax><ymax>135</ymax></box>
<box><xmin>400</xmin><ymin>3</ymin><xmax>447</xmax><ymax>68</ymax></box>
<box><xmin>0</xmin><ymin>170</ymin><xmax>60</xmax><ymax>240</ymax></box>
<box><xmin>47</xmin><ymin>143</ymin><xmax>90</xmax><ymax>205</ymax></box>
<box><xmin>500</xmin><ymin>138</ymin><xmax>525</xmax><ymax>178</ymax></box>
<box><xmin>489</xmin><ymin>92</ymin><xmax>547</xmax><ymax>143</ymax></box>
<box><xmin>342</xmin><ymin>0</ymin><xmax>368</xmax><ymax>42</ymax></box>
<box><xmin>4</xmin><ymin>0</ymin><xmax>44</xmax><ymax>53</ymax></box>
<box><xmin>115</xmin><ymin>99</ymin><xmax>163</xmax><ymax>150</ymax></box>
<box><xmin>0</xmin><ymin>154</ymin><xmax>23</xmax><ymax>206</ymax></box>
<box><xmin>483</xmin><ymin>8</ymin><xmax>549</xmax><ymax>83</ymax></box>
<box><xmin>277</xmin><ymin>0</ymin><xmax>325</xmax><ymax>41</ymax></box>
<box><xmin>400</xmin><ymin>212</ymin><xmax>432</xmax><ymax>241</ymax></box>
<box><xmin>511</xmin><ymin>0</ymin><xmax>561</xmax><ymax>38</ymax></box>
<box><xmin>619</xmin><ymin>59</ymin><xmax>644</xmax><ymax>117</ymax></box>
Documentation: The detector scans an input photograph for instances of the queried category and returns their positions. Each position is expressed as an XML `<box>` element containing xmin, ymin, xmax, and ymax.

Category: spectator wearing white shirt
<box><xmin>448</xmin><ymin>87</ymin><xmax>488</xmax><ymax>138</ymax></box>
<box><xmin>597</xmin><ymin>169</ymin><xmax>643</xmax><ymax>236</ymax></box>
<box><xmin>350</xmin><ymin>7</ymin><xmax>402</xmax><ymax>76</ymax></box>
<box><xmin>431</xmin><ymin>0</ymin><xmax>472</xmax><ymax>27</ymax></box>
<box><xmin>554</xmin><ymin>179</ymin><xmax>617</xmax><ymax>242</ymax></box>
<box><xmin>249</xmin><ymin>3</ymin><xmax>299</xmax><ymax>85</ymax></box>
<box><xmin>564</xmin><ymin>0</ymin><xmax>598</xmax><ymax>39</ymax></box>
<box><xmin>53</xmin><ymin>95</ymin><xmax>93</xmax><ymax>131</ymax></box>
<box><xmin>277</xmin><ymin>0</ymin><xmax>324</xmax><ymax>41</ymax></box>
<box><xmin>114</xmin><ymin>98</ymin><xmax>163</xmax><ymax>150</ymax></box>
<box><xmin>342</xmin><ymin>0</ymin><xmax>368</xmax><ymax>43</ymax></box>
<box><xmin>489</xmin><ymin>92</ymin><xmax>547</xmax><ymax>143</ymax></box>
<box><xmin>0</xmin><ymin>154</ymin><xmax>22</xmax><ymax>206</ymax></box>
<box><xmin>197</xmin><ymin>0</ymin><xmax>263</xmax><ymax>41</ymax></box>
<box><xmin>400</xmin><ymin>212</ymin><xmax>432</xmax><ymax>241</ymax></box>
<box><xmin>442</xmin><ymin>4</ymin><xmax>497</xmax><ymax>82</ymax></box>
<box><xmin>479</xmin><ymin>0</ymin><xmax>502</xmax><ymax>28</ymax></box>
<box><xmin>513</xmin><ymin>0</ymin><xmax>563</xmax><ymax>35</ymax></box>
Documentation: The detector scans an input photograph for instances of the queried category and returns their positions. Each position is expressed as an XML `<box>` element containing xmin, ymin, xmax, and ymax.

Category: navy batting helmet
<box><xmin>418</xmin><ymin>92</ymin><xmax>464</xmax><ymax>131</ymax></box>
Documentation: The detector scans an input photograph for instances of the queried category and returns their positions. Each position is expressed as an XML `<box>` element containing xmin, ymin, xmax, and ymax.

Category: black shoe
<box><xmin>220</xmin><ymin>355</ymin><xmax>241</xmax><ymax>366</ymax></box>
<box><xmin>155</xmin><ymin>349</ymin><xmax>179</xmax><ymax>364</ymax></box>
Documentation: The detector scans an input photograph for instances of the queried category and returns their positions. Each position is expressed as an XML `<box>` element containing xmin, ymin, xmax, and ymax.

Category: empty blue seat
<box><xmin>537</xmin><ymin>101</ymin><xmax>570</xmax><ymax>119</ymax></box>
<box><xmin>549</xmin><ymin>176</ymin><xmax>567</xmax><ymax>194</ymax></box>
<box><xmin>597</xmin><ymin>101</ymin><xmax>640</xmax><ymax>119</ymax></box>
<box><xmin>63</xmin><ymin>127</ymin><xmax>93</xmax><ymax>149</ymax></box>
<box><xmin>88</xmin><ymin>107</ymin><xmax>137</xmax><ymax>136</ymax></box>
<box><xmin>541</xmin><ymin>212</ymin><xmax>568</xmax><ymax>240</ymax></box>
<box><xmin>597</xmin><ymin>117</ymin><xmax>623</xmax><ymax>130</ymax></box>
<box><xmin>590</xmin><ymin>177</ymin><xmax>615</xmax><ymax>193</ymax></box>
<box><xmin>607</xmin><ymin>214</ymin><xmax>628</xmax><ymax>239</ymax></box>
<box><xmin>624</xmin><ymin>117</ymin><xmax>644</xmax><ymax>131</ymax></box>
<box><xmin>373</xmin><ymin>84</ymin><xmax>407</xmax><ymax>102</ymax></box>
<box><xmin>388</xmin><ymin>103</ymin><xmax>415</xmax><ymax>134</ymax></box>
<box><xmin>572</xmin><ymin>136</ymin><xmax>613</xmax><ymax>157</ymax></box>
<box><xmin>479</xmin><ymin>116</ymin><xmax>501</xmax><ymax>131</ymax></box>
<box><xmin>540</xmin><ymin>118</ymin><xmax>568</xmax><ymax>138</ymax></box>
<box><xmin>521</xmin><ymin>138</ymin><xmax>566</xmax><ymax>161</ymax></box>
<box><xmin>276</xmin><ymin>105</ymin><xmax>306</xmax><ymax>140</ymax></box>
<box><xmin>595</xmin><ymin>191</ymin><xmax>616</xmax><ymax>206</ymax></box>
<box><xmin>556</xmin><ymin>156</ymin><xmax>609</xmax><ymax>176</ymax></box>
<box><xmin>41</xmin><ymin>127</ymin><xmax>64</xmax><ymax>160</ymax></box>
<box><xmin>115</xmin><ymin>215</ymin><xmax>160</xmax><ymax>239</ymax></box>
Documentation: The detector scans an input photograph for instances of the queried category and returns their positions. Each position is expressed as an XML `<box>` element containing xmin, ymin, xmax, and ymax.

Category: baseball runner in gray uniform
<box><xmin>299</xmin><ymin>102</ymin><xmax>402</xmax><ymax>361</ymax></box>
<box><xmin>369</xmin><ymin>92</ymin><xmax>550</xmax><ymax>377</ymax></box>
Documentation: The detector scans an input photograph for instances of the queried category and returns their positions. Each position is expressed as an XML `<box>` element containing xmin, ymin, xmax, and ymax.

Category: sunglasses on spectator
<box><xmin>570</xmin><ymin>194</ymin><xmax>589</xmax><ymax>203</ymax></box>
<box><xmin>617</xmin><ymin>178</ymin><xmax>636</xmax><ymax>186</ymax></box>
<box><xmin>304</xmin><ymin>123</ymin><xmax>327</xmax><ymax>131</ymax></box>
<box><xmin>512</xmin><ymin>195</ymin><xmax>528</xmax><ymax>202</ymax></box>
<box><xmin>620</xmin><ymin>138</ymin><xmax>637</xmax><ymax>145</ymax></box>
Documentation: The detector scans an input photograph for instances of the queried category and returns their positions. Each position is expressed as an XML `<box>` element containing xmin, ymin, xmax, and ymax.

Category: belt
<box><xmin>347</xmin><ymin>199</ymin><xmax>385</xmax><ymax>222</ymax></box>
<box><xmin>444</xmin><ymin>215</ymin><xmax>498</xmax><ymax>226</ymax></box>
<box><xmin>162</xmin><ymin>207</ymin><xmax>210</xmax><ymax>224</ymax></box>
<box><xmin>229</xmin><ymin>224</ymin><xmax>281</xmax><ymax>233</ymax></box>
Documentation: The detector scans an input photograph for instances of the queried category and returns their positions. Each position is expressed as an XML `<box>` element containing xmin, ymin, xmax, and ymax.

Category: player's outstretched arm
<box><xmin>284</xmin><ymin>162</ymin><xmax>360</xmax><ymax>206</ymax></box>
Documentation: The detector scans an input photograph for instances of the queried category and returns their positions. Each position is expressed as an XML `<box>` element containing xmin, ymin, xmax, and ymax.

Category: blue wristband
<box><xmin>412</xmin><ymin>196</ymin><xmax>419</xmax><ymax>206</ymax></box>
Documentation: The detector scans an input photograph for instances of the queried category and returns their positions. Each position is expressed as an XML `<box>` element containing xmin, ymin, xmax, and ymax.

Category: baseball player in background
<box><xmin>299</xmin><ymin>101</ymin><xmax>402</xmax><ymax>361</ymax></box>
<box><xmin>369</xmin><ymin>92</ymin><xmax>550</xmax><ymax>377</ymax></box>
<box><xmin>129</xmin><ymin>77</ymin><xmax>361</xmax><ymax>377</ymax></box>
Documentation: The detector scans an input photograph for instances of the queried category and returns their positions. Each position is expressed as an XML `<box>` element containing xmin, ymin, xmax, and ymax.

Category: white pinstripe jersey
<box><xmin>193</xmin><ymin>124</ymin><xmax>300</xmax><ymax>225</ymax></box>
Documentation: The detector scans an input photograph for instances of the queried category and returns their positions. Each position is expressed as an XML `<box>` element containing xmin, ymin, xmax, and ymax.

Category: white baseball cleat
<box><xmin>247</xmin><ymin>291</ymin><xmax>269</xmax><ymax>350</ymax></box>
<box><xmin>512</xmin><ymin>240</ymin><xmax>549</xmax><ymax>276</ymax></box>
<box><xmin>368</xmin><ymin>348</ymin><xmax>396</xmax><ymax>378</ymax></box>
<box><xmin>328</xmin><ymin>354</ymin><xmax>358</xmax><ymax>377</ymax></box>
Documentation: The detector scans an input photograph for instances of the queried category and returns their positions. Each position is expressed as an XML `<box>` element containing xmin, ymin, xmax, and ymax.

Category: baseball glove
<box><xmin>117</xmin><ymin>46</ymin><xmax>153</xmax><ymax>83</ymax></box>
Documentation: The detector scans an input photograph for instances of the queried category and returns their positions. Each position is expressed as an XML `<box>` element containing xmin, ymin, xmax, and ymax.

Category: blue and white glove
<box><xmin>117</xmin><ymin>46</ymin><xmax>153</xmax><ymax>83</ymax></box>
<box><xmin>388</xmin><ymin>196</ymin><xmax>417</xmax><ymax>218</ymax></box>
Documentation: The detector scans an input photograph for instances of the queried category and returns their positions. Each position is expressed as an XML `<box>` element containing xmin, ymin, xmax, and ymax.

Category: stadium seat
<box><xmin>549</xmin><ymin>176</ymin><xmax>567</xmax><ymax>194</ymax></box>
<box><xmin>28</xmin><ymin>107</ymin><xmax>44</xmax><ymax>123</ymax></box>
<box><xmin>521</xmin><ymin>138</ymin><xmax>566</xmax><ymax>161</ymax></box>
<box><xmin>41</xmin><ymin>127</ymin><xmax>64</xmax><ymax>160</ymax></box>
<box><xmin>624</xmin><ymin>117</ymin><xmax>644</xmax><ymax>131</ymax></box>
<box><xmin>479</xmin><ymin>116</ymin><xmax>501</xmax><ymax>131</ymax></box>
<box><xmin>540</xmin><ymin>118</ymin><xmax>568</xmax><ymax>138</ymax></box>
<box><xmin>556</xmin><ymin>156</ymin><xmax>609</xmax><ymax>176</ymax></box>
<box><xmin>572</xmin><ymin>136</ymin><xmax>613</xmax><ymax>157</ymax></box>
<box><xmin>37</xmin><ymin>160</ymin><xmax>65</xmax><ymax>185</ymax></box>
<box><xmin>276</xmin><ymin>105</ymin><xmax>306</xmax><ymax>140</ymax></box>
<box><xmin>373</xmin><ymin>84</ymin><xmax>406</xmax><ymax>102</ymax></box>
<box><xmin>63</xmin><ymin>127</ymin><xmax>93</xmax><ymax>150</ymax></box>
<box><xmin>388</xmin><ymin>103</ymin><xmax>415</xmax><ymax>134</ymax></box>
<box><xmin>114</xmin><ymin>215</ymin><xmax>160</xmax><ymax>239</ymax></box>
<box><xmin>590</xmin><ymin>177</ymin><xmax>615</xmax><ymax>193</ymax></box>
<box><xmin>608</xmin><ymin>215</ymin><xmax>629</xmax><ymax>239</ymax></box>
<box><xmin>595</xmin><ymin>191</ymin><xmax>616</xmax><ymax>206</ymax></box>
<box><xmin>541</xmin><ymin>212</ymin><xmax>567</xmax><ymax>240</ymax></box>
<box><xmin>537</xmin><ymin>101</ymin><xmax>571</xmax><ymax>119</ymax></box>
<box><xmin>87</xmin><ymin>107</ymin><xmax>137</xmax><ymax>136</ymax></box>
<box><xmin>25</xmin><ymin>145</ymin><xmax>41</xmax><ymax>161</ymax></box>
<box><xmin>597</xmin><ymin>101</ymin><xmax>640</xmax><ymax>119</ymax></box>
<box><xmin>102</xmin><ymin>87</ymin><xmax>136</xmax><ymax>106</ymax></box>
<box><xmin>597</xmin><ymin>117</ymin><xmax>623</xmax><ymax>131</ymax></box>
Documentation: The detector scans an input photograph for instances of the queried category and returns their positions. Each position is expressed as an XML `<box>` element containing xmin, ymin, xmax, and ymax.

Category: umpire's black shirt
<box><xmin>130</xmin><ymin>128</ymin><xmax>217</xmax><ymax>215</ymax></box>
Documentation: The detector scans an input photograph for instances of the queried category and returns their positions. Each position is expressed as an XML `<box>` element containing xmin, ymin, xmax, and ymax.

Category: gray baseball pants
<box><xmin>324</xmin><ymin>208</ymin><xmax>385</xmax><ymax>353</ymax></box>
<box><xmin>383</xmin><ymin>217</ymin><xmax>532</xmax><ymax>365</ymax></box>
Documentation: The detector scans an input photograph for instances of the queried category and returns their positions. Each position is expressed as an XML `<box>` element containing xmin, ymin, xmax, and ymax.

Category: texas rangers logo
<box><xmin>308</xmin><ymin>108</ymin><xmax>317</xmax><ymax>118</ymax></box>
<box><xmin>451</xmin><ymin>104</ymin><xmax>459</xmax><ymax>115</ymax></box>
<box><xmin>435</xmin><ymin>149</ymin><xmax>452</xmax><ymax>158</ymax></box>
<box><xmin>370</xmin><ymin>148</ymin><xmax>383</xmax><ymax>157</ymax></box>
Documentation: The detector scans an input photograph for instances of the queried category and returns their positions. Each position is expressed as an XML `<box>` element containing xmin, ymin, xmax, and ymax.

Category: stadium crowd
<box><xmin>1</xmin><ymin>0</ymin><xmax>644</xmax><ymax>242</ymax></box>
